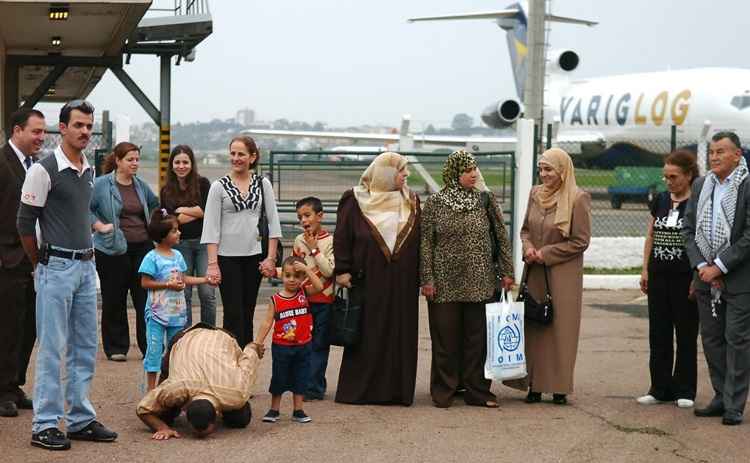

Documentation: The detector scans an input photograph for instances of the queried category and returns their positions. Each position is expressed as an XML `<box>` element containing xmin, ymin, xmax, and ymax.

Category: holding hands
<box><xmin>259</xmin><ymin>257</ymin><xmax>277</xmax><ymax>278</ymax></box>
<box><xmin>206</xmin><ymin>262</ymin><xmax>222</xmax><ymax>285</ymax></box>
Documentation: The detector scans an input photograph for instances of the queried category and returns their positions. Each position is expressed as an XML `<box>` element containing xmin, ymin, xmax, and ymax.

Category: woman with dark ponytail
<box><xmin>160</xmin><ymin>145</ymin><xmax>215</xmax><ymax>327</ymax></box>
<box><xmin>90</xmin><ymin>142</ymin><xmax>159</xmax><ymax>361</ymax></box>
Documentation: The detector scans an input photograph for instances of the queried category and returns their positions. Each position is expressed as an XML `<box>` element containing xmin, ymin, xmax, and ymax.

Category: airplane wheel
<box><xmin>610</xmin><ymin>195</ymin><xmax>622</xmax><ymax>209</ymax></box>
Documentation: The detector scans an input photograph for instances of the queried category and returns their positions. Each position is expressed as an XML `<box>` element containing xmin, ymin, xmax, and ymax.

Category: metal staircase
<box><xmin>127</xmin><ymin>0</ymin><xmax>213</xmax><ymax>59</ymax></box>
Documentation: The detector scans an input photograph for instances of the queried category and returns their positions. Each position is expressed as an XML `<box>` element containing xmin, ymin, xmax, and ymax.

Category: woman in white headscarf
<box><xmin>333</xmin><ymin>152</ymin><xmax>421</xmax><ymax>406</ymax></box>
<box><xmin>518</xmin><ymin>148</ymin><xmax>591</xmax><ymax>405</ymax></box>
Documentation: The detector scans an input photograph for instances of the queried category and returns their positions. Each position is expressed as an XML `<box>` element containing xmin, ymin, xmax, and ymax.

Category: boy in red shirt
<box><xmin>255</xmin><ymin>256</ymin><xmax>323</xmax><ymax>423</ymax></box>
<box><xmin>293</xmin><ymin>197</ymin><xmax>335</xmax><ymax>400</ymax></box>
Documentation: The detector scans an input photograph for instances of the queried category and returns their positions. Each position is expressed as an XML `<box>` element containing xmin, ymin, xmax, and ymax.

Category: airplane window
<box><xmin>731</xmin><ymin>94</ymin><xmax>750</xmax><ymax>110</ymax></box>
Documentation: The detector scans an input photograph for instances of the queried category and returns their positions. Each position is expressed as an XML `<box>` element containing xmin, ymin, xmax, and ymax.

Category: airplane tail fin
<box><xmin>408</xmin><ymin>2</ymin><xmax>596</xmax><ymax>98</ymax></box>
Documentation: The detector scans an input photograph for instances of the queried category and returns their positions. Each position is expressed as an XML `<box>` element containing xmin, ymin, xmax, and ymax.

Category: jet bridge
<box><xmin>1</xmin><ymin>0</ymin><xmax>213</xmax><ymax>188</ymax></box>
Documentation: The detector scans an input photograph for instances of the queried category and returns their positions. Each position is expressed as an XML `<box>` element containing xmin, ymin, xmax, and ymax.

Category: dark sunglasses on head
<box><xmin>63</xmin><ymin>99</ymin><xmax>95</xmax><ymax>113</ymax></box>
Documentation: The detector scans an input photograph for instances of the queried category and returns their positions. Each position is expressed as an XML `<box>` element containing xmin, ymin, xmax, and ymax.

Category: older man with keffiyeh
<box><xmin>683</xmin><ymin>131</ymin><xmax>750</xmax><ymax>426</ymax></box>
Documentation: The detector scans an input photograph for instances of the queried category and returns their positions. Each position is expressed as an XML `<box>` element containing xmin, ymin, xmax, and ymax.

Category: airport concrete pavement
<box><xmin>1</xmin><ymin>288</ymin><xmax>744</xmax><ymax>463</ymax></box>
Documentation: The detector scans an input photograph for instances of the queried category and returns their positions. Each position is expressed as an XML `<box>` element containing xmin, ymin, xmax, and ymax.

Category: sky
<box><xmin>38</xmin><ymin>0</ymin><xmax>750</xmax><ymax>130</ymax></box>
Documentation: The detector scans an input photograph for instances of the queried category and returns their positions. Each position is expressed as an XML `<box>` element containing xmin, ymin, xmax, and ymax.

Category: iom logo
<box><xmin>498</xmin><ymin>323</ymin><xmax>521</xmax><ymax>352</ymax></box>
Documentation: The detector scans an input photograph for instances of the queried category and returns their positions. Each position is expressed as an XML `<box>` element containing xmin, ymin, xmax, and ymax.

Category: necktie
<box><xmin>24</xmin><ymin>157</ymin><xmax>32</xmax><ymax>170</ymax></box>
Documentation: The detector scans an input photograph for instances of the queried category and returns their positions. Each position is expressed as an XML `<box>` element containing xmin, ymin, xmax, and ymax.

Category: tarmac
<box><xmin>0</xmin><ymin>287</ymin><xmax>746</xmax><ymax>463</ymax></box>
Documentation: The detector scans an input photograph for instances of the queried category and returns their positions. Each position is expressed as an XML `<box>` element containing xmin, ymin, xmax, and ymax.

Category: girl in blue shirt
<box><xmin>139</xmin><ymin>209</ymin><xmax>217</xmax><ymax>390</ymax></box>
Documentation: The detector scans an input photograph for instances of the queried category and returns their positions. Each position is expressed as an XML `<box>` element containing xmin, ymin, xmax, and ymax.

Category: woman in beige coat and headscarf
<box><xmin>333</xmin><ymin>152</ymin><xmax>421</xmax><ymax>406</ymax></box>
<box><xmin>519</xmin><ymin>148</ymin><xmax>591</xmax><ymax>405</ymax></box>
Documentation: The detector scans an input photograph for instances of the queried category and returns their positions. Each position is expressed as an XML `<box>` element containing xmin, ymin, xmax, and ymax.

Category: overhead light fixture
<box><xmin>49</xmin><ymin>5</ymin><xmax>70</xmax><ymax>21</ymax></box>
<box><xmin>46</xmin><ymin>87</ymin><xmax>57</xmax><ymax>96</ymax></box>
<box><xmin>50</xmin><ymin>36</ymin><xmax>62</xmax><ymax>47</ymax></box>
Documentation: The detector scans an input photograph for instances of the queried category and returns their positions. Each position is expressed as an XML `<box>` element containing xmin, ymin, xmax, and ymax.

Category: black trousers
<box><xmin>427</xmin><ymin>301</ymin><xmax>494</xmax><ymax>406</ymax></box>
<box><xmin>218</xmin><ymin>255</ymin><xmax>263</xmax><ymax>348</ymax></box>
<box><xmin>95</xmin><ymin>242</ymin><xmax>152</xmax><ymax>357</ymax></box>
<box><xmin>0</xmin><ymin>266</ymin><xmax>36</xmax><ymax>403</ymax></box>
<box><xmin>646</xmin><ymin>270</ymin><xmax>699</xmax><ymax>400</ymax></box>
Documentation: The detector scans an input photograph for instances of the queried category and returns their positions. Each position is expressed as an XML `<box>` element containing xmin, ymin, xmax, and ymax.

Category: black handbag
<box><xmin>516</xmin><ymin>264</ymin><xmax>554</xmax><ymax>325</ymax></box>
<box><xmin>329</xmin><ymin>285</ymin><xmax>364</xmax><ymax>347</ymax></box>
<box><xmin>257</xmin><ymin>175</ymin><xmax>283</xmax><ymax>268</ymax></box>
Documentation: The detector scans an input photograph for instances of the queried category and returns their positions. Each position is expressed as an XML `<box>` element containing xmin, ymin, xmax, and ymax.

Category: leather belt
<box><xmin>48</xmin><ymin>248</ymin><xmax>94</xmax><ymax>261</ymax></box>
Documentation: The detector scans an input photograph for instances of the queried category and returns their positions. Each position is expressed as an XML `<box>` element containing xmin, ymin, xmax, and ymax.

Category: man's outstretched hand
<box><xmin>152</xmin><ymin>428</ymin><xmax>180</xmax><ymax>440</ymax></box>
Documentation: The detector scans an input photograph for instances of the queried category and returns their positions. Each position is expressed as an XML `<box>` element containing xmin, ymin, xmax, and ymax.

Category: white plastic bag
<box><xmin>484</xmin><ymin>289</ymin><xmax>527</xmax><ymax>381</ymax></box>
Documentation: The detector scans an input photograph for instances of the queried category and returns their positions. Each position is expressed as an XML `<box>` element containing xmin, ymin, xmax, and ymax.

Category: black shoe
<box><xmin>262</xmin><ymin>409</ymin><xmax>280</xmax><ymax>423</ymax></box>
<box><xmin>67</xmin><ymin>421</ymin><xmax>117</xmax><ymax>442</ymax></box>
<box><xmin>694</xmin><ymin>403</ymin><xmax>725</xmax><ymax>417</ymax></box>
<box><xmin>0</xmin><ymin>400</ymin><xmax>18</xmax><ymax>417</ymax></box>
<box><xmin>31</xmin><ymin>428</ymin><xmax>71</xmax><ymax>451</ymax></box>
<box><xmin>553</xmin><ymin>394</ymin><xmax>568</xmax><ymax>405</ymax></box>
<box><xmin>525</xmin><ymin>391</ymin><xmax>542</xmax><ymax>403</ymax></box>
<box><xmin>292</xmin><ymin>409</ymin><xmax>312</xmax><ymax>423</ymax></box>
<box><xmin>722</xmin><ymin>410</ymin><xmax>743</xmax><ymax>426</ymax></box>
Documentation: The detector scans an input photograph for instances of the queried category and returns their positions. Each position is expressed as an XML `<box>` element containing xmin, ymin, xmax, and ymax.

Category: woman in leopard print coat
<box><xmin>420</xmin><ymin>150</ymin><xmax>514</xmax><ymax>408</ymax></box>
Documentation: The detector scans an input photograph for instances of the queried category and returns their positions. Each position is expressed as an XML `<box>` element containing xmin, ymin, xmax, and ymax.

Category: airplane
<box><xmin>244</xmin><ymin>1</ymin><xmax>750</xmax><ymax>163</ymax></box>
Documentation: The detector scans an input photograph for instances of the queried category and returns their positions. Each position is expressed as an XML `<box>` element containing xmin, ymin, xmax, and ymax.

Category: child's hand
<box><xmin>303</xmin><ymin>230</ymin><xmax>318</xmax><ymax>250</ymax></box>
<box><xmin>167</xmin><ymin>279</ymin><xmax>185</xmax><ymax>291</ymax></box>
<box><xmin>292</xmin><ymin>261</ymin><xmax>309</xmax><ymax>273</ymax></box>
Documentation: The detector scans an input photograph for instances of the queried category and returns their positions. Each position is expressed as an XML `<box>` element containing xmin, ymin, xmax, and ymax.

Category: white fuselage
<box><xmin>545</xmin><ymin>67</ymin><xmax>750</xmax><ymax>145</ymax></box>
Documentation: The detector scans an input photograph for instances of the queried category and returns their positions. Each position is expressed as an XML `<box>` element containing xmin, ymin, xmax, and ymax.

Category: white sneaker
<box><xmin>636</xmin><ymin>394</ymin><xmax>661</xmax><ymax>405</ymax></box>
<box><xmin>676</xmin><ymin>399</ymin><xmax>694</xmax><ymax>408</ymax></box>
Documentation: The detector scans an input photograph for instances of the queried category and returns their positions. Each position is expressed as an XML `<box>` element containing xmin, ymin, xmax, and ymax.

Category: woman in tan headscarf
<box><xmin>333</xmin><ymin>152</ymin><xmax>421</xmax><ymax>405</ymax></box>
<box><xmin>517</xmin><ymin>148</ymin><xmax>591</xmax><ymax>405</ymax></box>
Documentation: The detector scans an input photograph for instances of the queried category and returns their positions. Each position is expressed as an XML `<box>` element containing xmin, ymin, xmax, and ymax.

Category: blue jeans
<box><xmin>32</xmin><ymin>255</ymin><xmax>98</xmax><ymax>433</ymax></box>
<box><xmin>307</xmin><ymin>302</ymin><xmax>331</xmax><ymax>397</ymax></box>
<box><xmin>144</xmin><ymin>319</ymin><xmax>182</xmax><ymax>373</ymax></box>
<box><xmin>175</xmin><ymin>238</ymin><xmax>216</xmax><ymax>327</ymax></box>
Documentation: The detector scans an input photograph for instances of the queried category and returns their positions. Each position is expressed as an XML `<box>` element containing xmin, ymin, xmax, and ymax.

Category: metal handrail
<box><xmin>147</xmin><ymin>0</ymin><xmax>210</xmax><ymax>16</ymax></box>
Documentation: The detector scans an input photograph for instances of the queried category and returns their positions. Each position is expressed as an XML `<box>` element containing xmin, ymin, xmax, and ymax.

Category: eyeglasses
<box><xmin>62</xmin><ymin>99</ymin><xmax>95</xmax><ymax>113</ymax></box>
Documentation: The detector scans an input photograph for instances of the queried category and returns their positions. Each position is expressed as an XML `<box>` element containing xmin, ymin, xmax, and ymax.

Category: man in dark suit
<box><xmin>683</xmin><ymin>131</ymin><xmax>750</xmax><ymax>426</ymax></box>
<box><xmin>0</xmin><ymin>108</ymin><xmax>46</xmax><ymax>417</ymax></box>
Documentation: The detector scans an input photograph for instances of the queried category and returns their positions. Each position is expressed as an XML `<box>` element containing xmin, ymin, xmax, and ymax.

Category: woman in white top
<box><xmin>201</xmin><ymin>136</ymin><xmax>281</xmax><ymax>347</ymax></box>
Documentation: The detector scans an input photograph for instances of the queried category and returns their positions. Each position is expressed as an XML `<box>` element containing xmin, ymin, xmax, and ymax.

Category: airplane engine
<box><xmin>548</xmin><ymin>49</ymin><xmax>579</xmax><ymax>72</ymax></box>
<box><xmin>481</xmin><ymin>99</ymin><xmax>524</xmax><ymax>129</ymax></box>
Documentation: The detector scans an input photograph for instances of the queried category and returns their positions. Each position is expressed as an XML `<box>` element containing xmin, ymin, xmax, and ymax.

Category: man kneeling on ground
<box><xmin>136</xmin><ymin>323</ymin><xmax>264</xmax><ymax>439</ymax></box>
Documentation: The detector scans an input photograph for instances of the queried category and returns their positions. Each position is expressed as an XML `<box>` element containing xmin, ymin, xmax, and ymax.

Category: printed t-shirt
<box><xmin>139</xmin><ymin>249</ymin><xmax>188</xmax><ymax>327</ymax></box>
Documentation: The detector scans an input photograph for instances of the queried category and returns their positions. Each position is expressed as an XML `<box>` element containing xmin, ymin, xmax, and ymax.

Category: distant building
<box><xmin>236</xmin><ymin>108</ymin><xmax>255</xmax><ymax>127</ymax></box>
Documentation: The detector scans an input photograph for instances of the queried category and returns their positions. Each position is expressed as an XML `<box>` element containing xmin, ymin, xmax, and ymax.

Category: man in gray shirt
<box><xmin>17</xmin><ymin>100</ymin><xmax>117</xmax><ymax>450</ymax></box>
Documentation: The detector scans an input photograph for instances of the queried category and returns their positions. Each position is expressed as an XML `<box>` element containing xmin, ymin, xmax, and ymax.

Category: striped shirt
<box><xmin>136</xmin><ymin>328</ymin><xmax>260</xmax><ymax>417</ymax></box>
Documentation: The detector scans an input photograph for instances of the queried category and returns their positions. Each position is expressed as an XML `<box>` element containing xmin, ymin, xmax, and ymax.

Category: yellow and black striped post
<box><xmin>158</xmin><ymin>55</ymin><xmax>172</xmax><ymax>191</ymax></box>
<box><xmin>159</xmin><ymin>125</ymin><xmax>170</xmax><ymax>189</ymax></box>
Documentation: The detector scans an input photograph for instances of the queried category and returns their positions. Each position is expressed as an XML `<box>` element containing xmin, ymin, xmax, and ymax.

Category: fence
<box><xmin>264</xmin><ymin>150</ymin><xmax>516</xmax><ymax>240</ymax></box>
<box><xmin>538</xmin><ymin>124</ymin><xmax>711</xmax><ymax>240</ymax></box>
